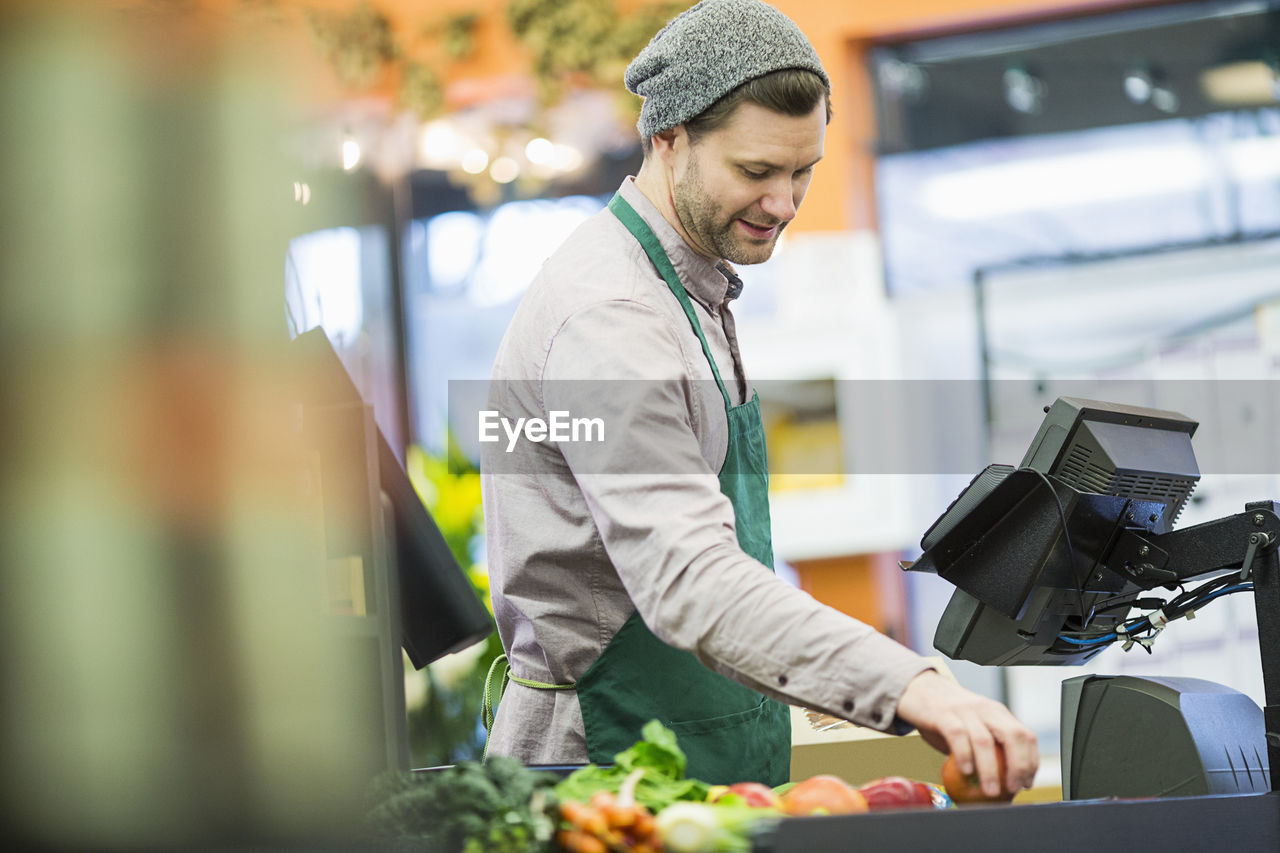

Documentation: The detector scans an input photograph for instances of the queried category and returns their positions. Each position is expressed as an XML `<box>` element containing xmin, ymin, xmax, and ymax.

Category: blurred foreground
<box><xmin>0</xmin><ymin>4</ymin><xmax>383</xmax><ymax>847</ymax></box>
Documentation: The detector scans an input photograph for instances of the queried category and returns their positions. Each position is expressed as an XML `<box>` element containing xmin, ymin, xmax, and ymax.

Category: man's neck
<box><xmin>633</xmin><ymin>159</ymin><xmax>716</xmax><ymax>261</ymax></box>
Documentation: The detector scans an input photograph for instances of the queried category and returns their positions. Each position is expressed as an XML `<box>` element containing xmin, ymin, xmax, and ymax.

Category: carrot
<box><xmin>555</xmin><ymin>829</ymin><xmax>608</xmax><ymax>853</ymax></box>
<box><xmin>632</xmin><ymin>809</ymin><xmax>656</xmax><ymax>838</ymax></box>
<box><xmin>560</xmin><ymin>800</ymin><xmax>608</xmax><ymax>836</ymax></box>
<box><xmin>589</xmin><ymin>790</ymin><xmax>617</xmax><ymax>810</ymax></box>
<box><xmin>603</xmin><ymin>802</ymin><xmax>640</xmax><ymax>828</ymax></box>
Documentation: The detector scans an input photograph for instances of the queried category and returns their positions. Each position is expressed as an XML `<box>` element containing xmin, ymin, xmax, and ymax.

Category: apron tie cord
<box><xmin>481</xmin><ymin>654</ymin><xmax>576</xmax><ymax>760</ymax></box>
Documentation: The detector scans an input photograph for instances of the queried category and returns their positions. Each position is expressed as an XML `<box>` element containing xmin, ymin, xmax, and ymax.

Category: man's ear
<box><xmin>652</xmin><ymin>126</ymin><xmax>683</xmax><ymax>165</ymax></box>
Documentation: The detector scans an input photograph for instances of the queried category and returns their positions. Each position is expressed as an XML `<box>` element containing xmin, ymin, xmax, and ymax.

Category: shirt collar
<box><xmin>617</xmin><ymin>177</ymin><xmax>736</xmax><ymax>310</ymax></box>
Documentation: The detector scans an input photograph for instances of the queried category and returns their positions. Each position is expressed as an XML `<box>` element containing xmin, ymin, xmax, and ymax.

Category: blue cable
<box><xmin>1056</xmin><ymin>583</ymin><xmax>1255</xmax><ymax>648</ymax></box>
<box><xmin>1057</xmin><ymin>632</ymin><xmax>1116</xmax><ymax>645</ymax></box>
<box><xmin>1196</xmin><ymin>583</ymin><xmax>1253</xmax><ymax>604</ymax></box>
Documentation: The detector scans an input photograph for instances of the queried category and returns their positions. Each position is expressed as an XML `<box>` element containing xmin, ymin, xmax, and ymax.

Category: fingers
<box><xmin>894</xmin><ymin>671</ymin><xmax>1040</xmax><ymax>795</ymax></box>
<box><xmin>965</xmin><ymin>716</ymin><xmax>1002</xmax><ymax>797</ymax></box>
<box><xmin>997</xmin><ymin>717</ymin><xmax>1040</xmax><ymax>792</ymax></box>
<box><xmin>932</xmin><ymin>713</ymin><xmax>973</xmax><ymax>775</ymax></box>
<box><xmin>973</xmin><ymin>701</ymin><xmax>1039</xmax><ymax>794</ymax></box>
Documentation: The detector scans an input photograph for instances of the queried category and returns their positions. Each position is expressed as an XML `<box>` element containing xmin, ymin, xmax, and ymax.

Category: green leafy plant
<box><xmin>436</xmin><ymin>12</ymin><xmax>481</xmax><ymax>61</ymax></box>
<box><xmin>305</xmin><ymin>1</ymin><xmax>399</xmax><ymax>89</ymax></box>
<box><xmin>507</xmin><ymin>0</ymin><xmax>692</xmax><ymax>107</ymax></box>
<box><xmin>365</xmin><ymin>756</ymin><xmax>559</xmax><ymax>852</ymax></box>
<box><xmin>555</xmin><ymin>720</ymin><xmax>711</xmax><ymax>813</ymax></box>
<box><xmin>305</xmin><ymin>1</ymin><xmax>693</xmax><ymax>123</ymax></box>
<box><xmin>404</xmin><ymin>443</ymin><xmax>501</xmax><ymax>768</ymax></box>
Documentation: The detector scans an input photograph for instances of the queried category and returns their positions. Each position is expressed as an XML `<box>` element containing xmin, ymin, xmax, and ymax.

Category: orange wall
<box><xmin>356</xmin><ymin>0</ymin><xmax>1161</xmax><ymax>231</ymax></box>
<box><xmin>147</xmin><ymin>0</ymin><xmax>1165</xmax><ymax>230</ymax></box>
<box><xmin>792</xmin><ymin>552</ymin><xmax>913</xmax><ymax>644</ymax></box>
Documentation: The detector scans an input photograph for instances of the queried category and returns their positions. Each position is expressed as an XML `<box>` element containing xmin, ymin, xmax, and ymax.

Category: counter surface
<box><xmin>756</xmin><ymin>791</ymin><xmax>1280</xmax><ymax>852</ymax></box>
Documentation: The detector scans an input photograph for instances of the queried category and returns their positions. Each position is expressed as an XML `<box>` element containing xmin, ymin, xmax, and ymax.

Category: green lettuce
<box><xmin>554</xmin><ymin>720</ymin><xmax>710</xmax><ymax>812</ymax></box>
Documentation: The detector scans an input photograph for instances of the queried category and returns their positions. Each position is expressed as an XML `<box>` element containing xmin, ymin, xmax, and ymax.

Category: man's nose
<box><xmin>759</xmin><ymin>181</ymin><xmax>797</xmax><ymax>222</ymax></box>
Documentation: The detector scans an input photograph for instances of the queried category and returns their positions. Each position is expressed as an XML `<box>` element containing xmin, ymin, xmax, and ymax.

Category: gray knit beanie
<box><xmin>625</xmin><ymin>0</ymin><xmax>829</xmax><ymax>138</ymax></box>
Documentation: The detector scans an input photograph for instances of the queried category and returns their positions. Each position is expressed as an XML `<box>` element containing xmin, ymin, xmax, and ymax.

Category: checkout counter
<box><xmin>754</xmin><ymin>398</ymin><xmax>1280</xmax><ymax>851</ymax></box>
<box><xmin>764</xmin><ymin>675</ymin><xmax>1279</xmax><ymax>852</ymax></box>
<box><xmin>758</xmin><ymin>792</ymin><xmax>1280</xmax><ymax>852</ymax></box>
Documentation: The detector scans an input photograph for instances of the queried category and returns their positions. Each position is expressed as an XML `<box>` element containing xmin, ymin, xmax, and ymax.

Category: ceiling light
<box><xmin>878</xmin><ymin>58</ymin><xmax>928</xmax><ymax>101</ymax></box>
<box><xmin>1003</xmin><ymin>67</ymin><xmax>1045</xmax><ymax>115</ymax></box>
<box><xmin>419</xmin><ymin>121</ymin><xmax>463</xmax><ymax>169</ymax></box>
<box><xmin>920</xmin><ymin>134</ymin><xmax>1280</xmax><ymax>222</ymax></box>
<box><xmin>342</xmin><ymin>138</ymin><xmax>361</xmax><ymax>171</ymax></box>
<box><xmin>525</xmin><ymin>137</ymin><xmax>554</xmax><ymax>165</ymax></box>
<box><xmin>1150</xmin><ymin>86</ymin><xmax>1179</xmax><ymax>113</ymax></box>
<box><xmin>490</xmin><ymin>156</ymin><xmax>519</xmax><ymax>184</ymax></box>
<box><xmin>550</xmin><ymin>144</ymin><xmax>583</xmax><ymax>173</ymax></box>
<box><xmin>921</xmin><ymin>143</ymin><xmax>1209</xmax><ymax>221</ymax></box>
<box><xmin>461</xmin><ymin>148</ymin><xmax>489</xmax><ymax>175</ymax></box>
<box><xmin>1123</xmin><ymin>67</ymin><xmax>1153</xmax><ymax>104</ymax></box>
<box><xmin>1200</xmin><ymin>59</ymin><xmax>1280</xmax><ymax>106</ymax></box>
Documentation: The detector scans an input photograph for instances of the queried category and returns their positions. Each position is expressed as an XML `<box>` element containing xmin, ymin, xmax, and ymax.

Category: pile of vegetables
<box><xmin>552</xmin><ymin>720</ymin><xmax>774</xmax><ymax>853</ymax></box>
<box><xmin>365</xmin><ymin>720</ymin><xmax>965</xmax><ymax>853</ymax></box>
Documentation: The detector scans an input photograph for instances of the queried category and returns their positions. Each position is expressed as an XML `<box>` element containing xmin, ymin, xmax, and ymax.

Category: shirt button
<box><xmin>777</xmin><ymin>674</ymin><xmax>788</xmax><ymax>686</ymax></box>
<box><xmin>843</xmin><ymin>700</ymin><xmax>855</xmax><ymax>713</ymax></box>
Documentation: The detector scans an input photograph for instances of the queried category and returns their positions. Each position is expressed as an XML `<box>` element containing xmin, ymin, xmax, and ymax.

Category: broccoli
<box><xmin>364</xmin><ymin>756</ymin><xmax>559</xmax><ymax>853</ymax></box>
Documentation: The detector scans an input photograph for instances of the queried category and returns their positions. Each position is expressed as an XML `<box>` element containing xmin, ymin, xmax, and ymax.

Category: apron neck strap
<box><xmin>608</xmin><ymin>192</ymin><xmax>733</xmax><ymax>412</ymax></box>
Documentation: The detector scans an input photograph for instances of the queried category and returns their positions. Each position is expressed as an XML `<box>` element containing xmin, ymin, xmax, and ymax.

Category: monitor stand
<box><xmin>1109</xmin><ymin>500</ymin><xmax>1280</xmax><ymax>792</ymax></box>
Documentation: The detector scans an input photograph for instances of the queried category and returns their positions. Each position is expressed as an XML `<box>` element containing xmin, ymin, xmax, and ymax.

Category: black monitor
<box><xmin>1060</xmin><ymin>674</ymin><xmax>1269</xmax><ymax>798</ymax></box>
<box><xmin>911</xmin><ymin>397</ymin><xmax>1200</xmax><ymax>665</ymax></box>
<box><xmin>291</xmin><ymin>328</ymin><xmax>493</xmax><ymax>669</ymax></box>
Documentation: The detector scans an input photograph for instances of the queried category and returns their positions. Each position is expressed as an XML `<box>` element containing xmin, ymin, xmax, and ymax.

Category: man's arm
<box><xmin>544</xmin><ymin>298</ymin><xmax>1040</xmax><ymax>791</ymax></box>
<box><xmin>542</xmin><ymin>299</ymin><xmax>931</xmax><ymax>729</ymax></box>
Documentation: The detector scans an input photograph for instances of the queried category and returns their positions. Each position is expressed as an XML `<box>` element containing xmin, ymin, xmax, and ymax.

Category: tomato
<box><xmin>941</xmin><ymin>749</ymin><xmax>1016</xmax><ymax>804</ymax></box>
<box><xmin>856</xmin><ymin>776</ymin><xmax>935</xmax><ymax>810</ymax></box>
<box><xmin>780</xmin><ymin>775</ymin><xmax>869</xmax><ymax>816</ymax></box>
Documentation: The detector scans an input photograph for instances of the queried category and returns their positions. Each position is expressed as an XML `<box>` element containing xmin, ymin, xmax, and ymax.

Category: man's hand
<box><xmin>895</xmin><ymin>669</ymin><xmax>1039</xmax><ymax>798</ymax></box>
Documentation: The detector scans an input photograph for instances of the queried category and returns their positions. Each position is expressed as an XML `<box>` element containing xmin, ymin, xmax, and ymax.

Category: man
<box><xmin>481</xmin><ymin>0</ymin><xmax>1038</xmax><ymax>795</ymax></box>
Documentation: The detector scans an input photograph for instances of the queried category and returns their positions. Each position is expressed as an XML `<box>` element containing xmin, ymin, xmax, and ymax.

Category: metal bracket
<box><xmin>1111</xmin><ymin>530</ymin><xmax>1176</xmax><ymax>587</ymax></box>
<box><xmin>1241</xmin><ymin>532</ymin><xmax>1274</xmax><ymax>581</ymax></box>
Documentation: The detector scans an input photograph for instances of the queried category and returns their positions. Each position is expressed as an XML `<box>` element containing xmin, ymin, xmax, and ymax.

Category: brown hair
<box><xmin>641</xmin><ymin>68</ymin><xmax>831</xmax><ymax>157</ymax></box>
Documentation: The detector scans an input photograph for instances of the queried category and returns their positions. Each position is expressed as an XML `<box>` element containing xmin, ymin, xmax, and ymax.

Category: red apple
<box><xmin>857</xmin><ymin>776</ymin><xmax>936</xmax><ymax>810</ymax></box>
<box><xmin>717</xmin><ymin>781</ymin><xmax>783</xmax><ymax>809</ymax></box>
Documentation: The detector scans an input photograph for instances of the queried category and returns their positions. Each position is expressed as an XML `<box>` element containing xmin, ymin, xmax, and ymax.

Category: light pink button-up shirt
<box><xmin>480</xmin><ymin>177</ymin><xmax>931</xmax><ymax>766</ymax></box>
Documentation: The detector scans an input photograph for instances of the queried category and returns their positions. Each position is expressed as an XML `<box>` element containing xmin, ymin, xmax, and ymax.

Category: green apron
<box><xmin>571</xmin><ymin>194</ymin><xmax>789</xmax><ymax>784</ymax></box>
<box><xmin>484</xmin><ymin>192</ymin><xmax>791</xmax><ymax>785</ymax></box>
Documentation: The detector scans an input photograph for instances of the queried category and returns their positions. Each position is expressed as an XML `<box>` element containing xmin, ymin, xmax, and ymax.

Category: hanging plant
<box><xmin>438</xmin><ymin>12</ymin><xmax>481</xmax><ymax>61</ymax></box>
<box><xmin>305</xmin><ymin>1</ymin><xmax>399</xmax><ymax>89</ymax></box>
<box><xmin>507</xmin><ymin>0</ymin><xmax>693</xmax><ymax>107</ymax></box>
<box><xmin>400</xmin><ymin>61</ymin><xmax>445</xmax><ymax>120</ymax></box>
<box><xmin>305</xmin><ymin>1</ymin><xmax>692</xmax><ymax>124</ymax></box>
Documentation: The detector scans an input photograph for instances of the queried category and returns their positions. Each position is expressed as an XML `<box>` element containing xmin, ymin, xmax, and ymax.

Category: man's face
<box><xmin>669</xmin><ymin>98</ymin><xmax>826</xmax><ymax>265</ymax></box>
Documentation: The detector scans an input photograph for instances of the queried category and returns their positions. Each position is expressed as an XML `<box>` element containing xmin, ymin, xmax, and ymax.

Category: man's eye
<box><xmin>741</xmin><ymin>168</ymin><xmax>768</xmax><ymax>179</ymax></box>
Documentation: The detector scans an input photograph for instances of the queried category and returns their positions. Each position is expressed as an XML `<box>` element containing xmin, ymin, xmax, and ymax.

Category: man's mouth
<box><xmin>737</xmin><ymin>219</ymin><xmax>780</xmax><ymax>240</ymax></box>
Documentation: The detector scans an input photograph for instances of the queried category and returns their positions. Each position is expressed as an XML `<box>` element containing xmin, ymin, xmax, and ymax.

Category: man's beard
<box><xmin>672</xmin><ymin>155</ymin><xmax>786</xmax><ymax>265</ymax></box>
